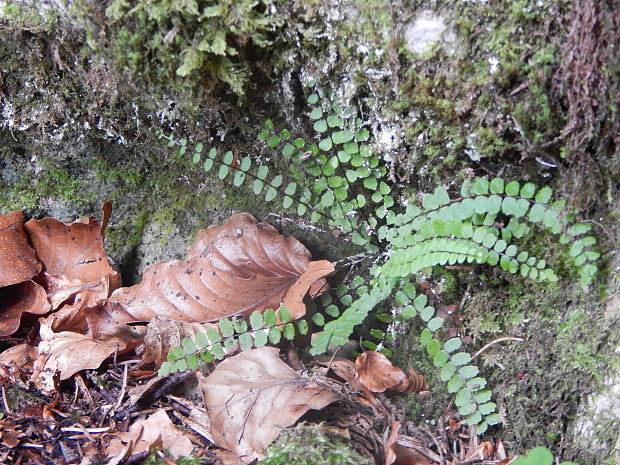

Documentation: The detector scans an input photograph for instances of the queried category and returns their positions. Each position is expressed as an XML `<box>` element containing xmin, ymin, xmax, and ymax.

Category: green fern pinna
<box><xmin>156</xmin><ymin>82</ymin><xmax>598</xmax><ymax>434</ymax></box>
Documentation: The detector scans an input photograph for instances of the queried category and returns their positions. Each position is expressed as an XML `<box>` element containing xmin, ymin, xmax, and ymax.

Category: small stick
<box><xmin>472</xmin><ymin>337</ymin><xmax>524</xmax><ymax>360</ymax></box>
<box><xmin>1</xmin><ymin>387</ymin><xmax>11</xmax><ymax>415</ymax></box>
<box><xmin>114</xmin><ymin>363</ymin><xmax>129</xmax><ymax>410</ymax></box>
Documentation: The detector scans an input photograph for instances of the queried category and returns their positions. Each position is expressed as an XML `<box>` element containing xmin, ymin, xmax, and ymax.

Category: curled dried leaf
<box><xmin>0</xmin><ymin>211</ymin><xmax>41</xmax><ymax>288</ymax></box>
<box><xmin>31</xmin><ymin>326</ymin><xmax>141</xmax><ymax>393</ymax></box>
<box><xmin>355</xmin><ymin>351</ymin><xmax>407</xmax><ymax>393</ymax></box>
<box><xmin>393</xmin><ymin>368</ymin><xmax>429</xmax><ymax>394</ymax></box>
<box><xmin>105</xmin><ymin>409</ymin><xmax>194</xmax><ymax>459</ymax></box>
<box><xmin>0</xmin><ymin>280</ymin><xmax>51</xmax><ymax>337</ymax></box>
<box><xmin>24</xmin><ymin>213</ymin><xmax>120</xmax><ymax>333</ymax></box>
<box><xmin>0</xmin><ymin>343</ymin><xmax>37</xmax><ymax>384</ymax></box>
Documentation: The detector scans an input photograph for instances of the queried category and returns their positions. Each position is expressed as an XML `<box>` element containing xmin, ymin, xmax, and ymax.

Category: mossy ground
<box><xmin>1</xmin><ymin>0</ymin><xmax>618</xmax><ymax>463</ymax></box>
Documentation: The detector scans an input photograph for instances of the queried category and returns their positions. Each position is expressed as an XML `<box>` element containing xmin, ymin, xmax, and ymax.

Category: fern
<box><xmin>158</xmin><ymin>81</ymin><xmax>599</xmax><ymax>434</ymax></box>
<box><xmin>159</xmin><ymin>306</ymin><xmax>309</xmax><ymax>376</ymax></box>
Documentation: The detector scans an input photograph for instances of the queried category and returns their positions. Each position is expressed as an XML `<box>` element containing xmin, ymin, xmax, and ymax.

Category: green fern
<box><xmin>158</xmin><ymin>306</ymin><xmax>309</xmax><ymax>376</ymax></box>
<box><xmin>158</xmin><ymin>81</ymin><xmax>599</xmax><ymax>434</ymax></box>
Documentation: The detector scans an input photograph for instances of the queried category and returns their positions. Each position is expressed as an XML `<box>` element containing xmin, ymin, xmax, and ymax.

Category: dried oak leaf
<box><xmin>198</xmin><ymin>346</ymin><xmax>339</xmax><ymax>464</ymax></box>
<box><xmin>355</xmin><ymin>351</ymin><xmax>407</xmax><ymax>393</ymax></box>
<box><xmin>89</xmin><ymin>213</ymin><xmax>334</xmax><ymax>332</ymax></box>
<box><xmin>106</xmin><ymin>409</ymin><xmax>193</xmax><ymax>459</ymax></box>
<box><xmin>24</xmin><ymin>213</ymin><xmax>120</xmax><ymax>319</ymax></box>
<box><xmin>0</xmin><ymin>211</ymin><xmax>41</xmax><ymax>287</ymax></box>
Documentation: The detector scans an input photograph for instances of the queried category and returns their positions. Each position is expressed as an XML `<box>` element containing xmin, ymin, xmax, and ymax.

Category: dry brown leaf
<box><xmin>355</xmin><ymin>351</ymin><xmax>407</xmax><ymax>393</ymax></box>
<box><xmin>0</xmin><ymin>343</ymin><xmax>37</xmax><ymax>384</ymax></box>
<box><xmin>0</xmin><ymin>211</ymin><xmax>49</xmax><ymax>337</ymax></box>
<box><xmin>393</xmin><ymin>435</ymin><xmax>433</xmax><ymax>465</ymax></box>
<box><xmin>393</xmin><ymin>368</ymin><xmax>429</xmax><ymax>394</ymax></box>
<box><xmin>39</xmin><ymin>275</ymin><xmax>118</xmax><ymax>334</ymax></box>
<box><xmin>24</xmin><ymin>214</ymin><xmax>121</xmax><ymax>317</ymax></box>
<box><xmin>323</xmin><ymin>358</ymin><xmax>357</xmax><ymax>384</ymax></box>
<box><xmin>318</xmin><ymin>358</ymin><xmax>383</xmax><ymax>410</ymax></box>
<box><xmin>393</xmin><ymin>444</ymin><xmax>432</xmax><ymax>465</ymax></box>
<box><xmin>0</xmin><ymin>210</ymin><xmax>41</xmax><ymax>288</ymax></box>
<box><xmin>105</xmin><ymin>409</ymin><xmax>194</xmax><ymax>459</ymax></box>
<box><xmin>0</xmin><ymin>417</ymin><xmax>25</xmax><ymax>449</ymax></box>
<box><xmin>385</xmin><ymin>421</ymin><xmax>401</xmax><ymax>465</ymax></box>
<box><xmin>0</xmin><ymin>279</ymin><xmax>51</xmax><ymax>337</ymax></box>
<box><xmin>139</xmin><ymin>316</ymin><xmax>210</xmax><ymax>368</ymax></box>
<box><xmin>88</xmin><ymin>213</ymin><xmax>334</xmax><ymax>332</ymax></box>
<box><xmin>30</xmin><ymin>326</ymin><xmax>141</xmax><ymax>393</ymax></box>
<box><xmin>198</xmin><ymin>346</ymin><xmax>339</xmax><ymax>464</ymax></box>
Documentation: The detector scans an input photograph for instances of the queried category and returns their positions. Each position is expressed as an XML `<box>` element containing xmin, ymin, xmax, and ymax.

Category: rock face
<box><xmin>403</xmin><ymin>12</ymin><xmax>456</xmax><ymax>55</ymax></box>
<box><xmin>573</xmin><ymin>231</ymin><xmax>620</xmax><ymax>460</ymax></box>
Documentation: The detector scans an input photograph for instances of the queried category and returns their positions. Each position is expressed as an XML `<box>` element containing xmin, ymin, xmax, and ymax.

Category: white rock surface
<box><xmin>404</xmin><ymin>12</ymin><xmax>456</xmax><ymax>55</ymax></box>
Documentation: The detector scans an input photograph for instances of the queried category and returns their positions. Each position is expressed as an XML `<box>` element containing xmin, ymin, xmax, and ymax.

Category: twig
<box><xmin>1</xmin><ymin>387</ymin><xmax>11</xmax><ymax>414</ymax></box>
<box><xmin>422</xmin><ymin>424</ymin><xmax>445</xmax><ymax>463</ymax></box>
<box><xmin>75</xmin><ymin>373</ymin><xmax>95</xmax><ymax>405</ymax></box>
<box><xmin>581</xmin><ymin>219</ymin><xmax>613</xmax><ymax>240</ymax></box>
<box><xmin>114</xmin><ymin>363</ymin><xmax>128</xmax><ymax>410</ymax></box>
<box><xmin>437</xmin><ymin>417</ymin><xmax>452</xmax><ymax>462</ymax></box>
<box><xmin>472</xmin><ymin>337</ymin><xmax>524</xmax><ymax>360</ymax></box>
<box><xmin>116</xmin><ymin>370</ymin><xmax>194</xmax><ymax>420</ymax></box>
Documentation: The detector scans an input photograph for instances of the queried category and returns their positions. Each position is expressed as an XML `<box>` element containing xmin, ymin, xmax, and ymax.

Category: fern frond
<box><xmin>309</xmin><ymin>276</ymin><xmax>397</xmax><ymax>355</ymax></box>
<box><xmin>158</xmin><ymin>306</ymin><xmax>308</xmax><ymax>376</ymax></box>
<box><xmin>385</xmin><ymin>178</ymin><xmax>596</xmax><ymax>285</ymax></box>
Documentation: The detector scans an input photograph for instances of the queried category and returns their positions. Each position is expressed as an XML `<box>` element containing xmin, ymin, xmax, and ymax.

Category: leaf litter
<box><xmin>0</xmin><ymin>207</ymin><xmax>515</xmax><ymax>464</ymax></box>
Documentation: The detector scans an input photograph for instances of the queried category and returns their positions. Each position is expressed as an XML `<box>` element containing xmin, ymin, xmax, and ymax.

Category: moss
<box><xmin>461</xmin><ymin>262</ymin><xmax>612</xmax><ymax>463</ymax></box>
<box><xmin>259</xmin><ymin>424</ymin><xmax>370</xmax><ymax>465</ymax></box>
<box><xmin>143</xmin><ymin>451</ymin><xmax>201</xmax><ymax>465</ymax></box>
<box><xmin>370</xmin><ymin>0</ymin><xmax>573</xmax><ymax>190</ymax></box>
<box><xmin>0</xmin><ymin>159</ymin><xmax>95</xmax><ymax>215</ymax></box>
<box><xmin>69</xmin><ymin>0</ymin><xmax>283</xmax><ymax>98</ymax></box>
<box><xmin>92</xmin><ymin>158</ymin><xmax>145</xmax><ymax>196</ymax></box>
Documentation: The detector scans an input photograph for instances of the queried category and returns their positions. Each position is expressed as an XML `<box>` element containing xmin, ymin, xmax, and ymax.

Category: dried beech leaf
<box><xmin>106</xmin><ymin>409</ymin><xmax>194</xmax><ymax>459</ymax></box>
<box><xmin>90</xmin><ymin>213</ymin><xmax>334</xmax><ymax>332</ymax></box>
<box><xmin>0</xmin><ymin>211</ymin><xmax>36</xmax><ymax>284</ymax></box>
<box><xmin>323</xmin><ymin>358</ymin><xmax>357</xmax><ymax>383</ymax></box>
<box><xmin>0</xmin><ymin>210</ymin><xmax>49</xmax><ymax>337</ymax></box>
<box><xmin>0</xmin><ymin>343</ymin><xmax>37</xmax><ymax>384</ymax></box>
<box><xmin>140</xmin><ymin>316</ymin><xmax>210</xmax><ymax>368</ymax></box>
<box><xmin>38</xmin><ymin>275</ymin><xmax>117</xmax><ymax>333</ymax></box>
<box><xmin>24</xmin><ymin>214</ymin><xmax>120</xmax><ymax>313</ymax></box>
<box><xmin>393</xmin><ymin>444</ymin><xmax>432</xmax><ymax>465</ymax></box>
<box><xmin>31</xmin><ymin>327</ymin><xmax>140</xmax><ymax>393</ymax></box>
<box><xmin>384</xmin><ymin>421</ymin><xmax>401</xmax><ymax>465</ymax></box>
<box><xmin>393</xmin><ymin>368</ymin><xmax>429</xmax><ymax>394</ymax></box>
<box><xmin>198</xmin><ymin>346</ymin><xmax>339</xmax><ymax>464</ymax></box>
<box><xmin>0</xmin><ymin>280</ymin><xmax>51</xmax><ymax>337</ymax></box>
<box><xmin>355</xmin><ymin>351</ymin><xmax>407</xmax><ymax>393</ymax></box>
<box><xmin>0</xmin><ymin>211</ymin><xmax>41</xmax><ymax>288</ymax></box>
<box><xmin>0</xmin><ymin>417</ymin><xmax>25</xmax><ymax>448</ymax></box>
